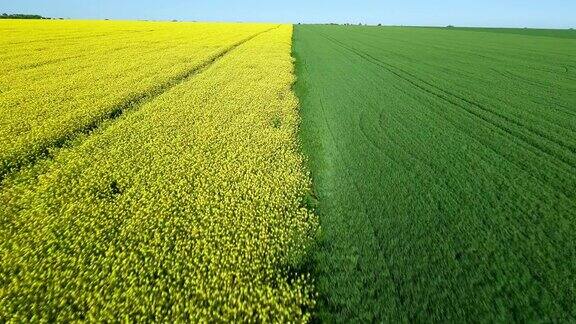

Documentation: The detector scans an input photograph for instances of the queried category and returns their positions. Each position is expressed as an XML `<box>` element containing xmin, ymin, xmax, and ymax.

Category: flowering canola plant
<box><xmin>0</xmin><ymin>20</ymin><xmax>272</xmax><ymax>179</ymax></box>
<box><xmin>0</xmin><ymin>23</ymin><xmax>318</xmax><ymax>322</ymax></box>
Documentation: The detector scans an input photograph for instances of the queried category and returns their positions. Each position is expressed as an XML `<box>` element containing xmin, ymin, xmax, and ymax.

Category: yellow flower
<box><xmin>0</xmin><ymin>22</ymin><xmax>318</xmax><ymax>322</ymax></box>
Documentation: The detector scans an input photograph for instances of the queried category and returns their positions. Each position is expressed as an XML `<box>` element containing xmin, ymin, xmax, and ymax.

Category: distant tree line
<box><xmin>1</xmin><ymin>13</ymin><xmax>48</xmax><ymax>19</ymax></box>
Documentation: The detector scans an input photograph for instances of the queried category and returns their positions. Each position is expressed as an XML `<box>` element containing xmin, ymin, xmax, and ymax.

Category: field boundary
<box><xmin>0</xmin><ymin>25</ymin><xmax>280</xmax><ymax>184</ymax></box>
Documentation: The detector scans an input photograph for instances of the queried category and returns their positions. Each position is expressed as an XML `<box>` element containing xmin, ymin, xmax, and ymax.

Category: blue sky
<box><xmin>1</xmin><ymin>0</ymin><xmax>575</xmax><ymax>29</ymax></box>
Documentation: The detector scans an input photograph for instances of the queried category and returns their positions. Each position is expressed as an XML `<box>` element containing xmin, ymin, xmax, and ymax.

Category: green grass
<box><xmin>293</xmin><ymin>25</ymin><xmax>576</xmax><ymax>322</ymax></box>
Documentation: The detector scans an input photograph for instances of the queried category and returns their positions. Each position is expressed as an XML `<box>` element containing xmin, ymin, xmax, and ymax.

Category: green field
<box><xmin>294</xmin><ymin>25</ymin><xmax>576</xmax><ymax>322</ymax></box>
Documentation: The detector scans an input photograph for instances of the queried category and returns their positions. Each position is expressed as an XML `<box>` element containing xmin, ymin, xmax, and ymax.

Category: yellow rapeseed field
<box><xmin>0</xmin><ymin>20</ymin><xmax>273</xmax><ymax>179</ymax></box>
<box><xmin>0</xmin><ymin>22</ymin><xmax>318</xmax><ymax>321</ymax></box>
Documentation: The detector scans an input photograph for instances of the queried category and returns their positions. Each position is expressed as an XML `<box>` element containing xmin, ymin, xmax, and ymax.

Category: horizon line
<box><xmin>1</xmin><ymin>14</ymin><xmax>575</xmax><ymax>30</ymax></box>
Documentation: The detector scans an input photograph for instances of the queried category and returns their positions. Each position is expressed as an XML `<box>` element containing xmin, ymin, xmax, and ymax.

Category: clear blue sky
<box><xmin>1</xmin><ymin>0</ymin><xmax>575</xmax><ymax>29</ymax></box>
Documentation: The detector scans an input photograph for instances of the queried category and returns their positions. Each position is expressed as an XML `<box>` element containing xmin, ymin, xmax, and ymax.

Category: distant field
<box><xmin>294</xmin><ymin>25</ymin><xmax>576</xmax><ymax>322</ymax></box>
<box><xmin>449</xmin><ymin>26</ymin><xmax>576</xmax><ymax>39</ymax></box>
<box><xmin>0</xmin><ymin>21</ymin><xmax>317</xmax><ymax>322</ymax></box>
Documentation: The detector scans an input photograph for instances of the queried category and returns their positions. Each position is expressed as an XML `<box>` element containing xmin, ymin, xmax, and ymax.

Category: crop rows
<box><xmin>294</xmin><ymin>25</ymin><xmax>576</xmax><ymax>322</ymax></box>
<box><xmin>0</xmin><ymin>23</ymin><xmax>317</xmax><ymax>321</ymax></box>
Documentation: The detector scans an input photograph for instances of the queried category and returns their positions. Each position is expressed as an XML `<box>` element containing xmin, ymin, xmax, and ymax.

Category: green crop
<box><xmin>294</xmin><ymin>25</ymin><xmax>576</xmax><ymax>322</ymax></box>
